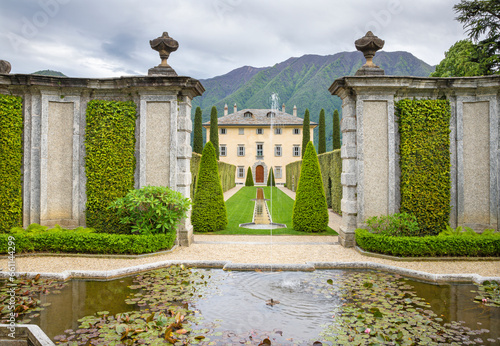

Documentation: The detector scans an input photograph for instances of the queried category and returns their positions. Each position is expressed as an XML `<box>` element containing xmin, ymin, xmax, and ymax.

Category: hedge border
<box><xmin>355</xmin><ymin>228</ymin><xmax>500</xmax><ymax>257</ymax></box>
<box><xmin>0</xmin><ymin>94</ymin><xmax>23</xmax><ymax>232</ymax></box>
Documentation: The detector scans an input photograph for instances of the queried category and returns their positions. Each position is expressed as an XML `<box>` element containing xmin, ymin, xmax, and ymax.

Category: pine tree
<box><xmin>193</xmin><ymin>107</ymin><xmax>203</xmax><ymax>154</ymax></box>
<box><xmin>267</xmin><ymin>167</ymin><xmax>275</xmax><ymax>187</ymax></box>
<box><xmin>332</xmin><ymin>109</ymin><xmax>341</xmax><ymax>150</ymax></box>
<box><xmin>292</xmin><ymin>142</ymin><xmax>329</xmax><ymax>232</ymax></box>
<box><xmin>245</xmin><ymin>167</ymin><xmax>254</xmax><ymax>186</ymax></box>
<box><xmin>209</xmin><ymin>106</ymin><xmax>219</xmax><ymax>160</ymax></box>
<box><xmin>318</xmin><ymin>109</ymin><xmax>326</xmax><ymax>154</ymax></box>
<box><xmin>301</xmin><ymin>109</ymin><xmax>310</xmax><ymax>158</ymax></box>
<box><xmin>191</xmin><ymin>142</ymin><xmax>227</xmax><ymax>232</ymax></box>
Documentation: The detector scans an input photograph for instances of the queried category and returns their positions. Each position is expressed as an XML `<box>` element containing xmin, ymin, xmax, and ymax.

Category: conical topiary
<box><xmin>292</xmin><ymin>141</ymin><xmax>329</xmax><ymax>232</ymax></box>
<box><xmin>191</xmin><ymin>141</ymin><xmax>227</xmax><ymax>232</ymax></box>
<box><xmin>245</xmin><ymin>167</ymin><xmax>254</xmax><ymax>186</ymax></box>
<box><xmin>302</xmin><ymin>109</ymin><xmax>310</xmax><ymax>158</ymax></box>
<box><xmin>267</xmin><ymin>167</ymin><xmax>275</xmax><ymax>186</ymax></box>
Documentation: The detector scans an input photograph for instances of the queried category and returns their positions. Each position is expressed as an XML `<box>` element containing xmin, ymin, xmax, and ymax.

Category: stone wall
<box><xmin>0</xmin><ymin>74</ymin><xmax>204</xmax><ymax>246</ymax></box>
<box><xmin>330</xmin><ymin>75</ymin><xmax>500</xmax><ymax>247</ymax></box>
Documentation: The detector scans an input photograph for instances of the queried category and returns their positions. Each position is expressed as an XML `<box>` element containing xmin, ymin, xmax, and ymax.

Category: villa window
<box><xmin>275</xmin><ymin>145</ymin><xmax>282</xmax><ymax>157</ymax></box>
<box><xmin>274</xmin><ymin>128</ymin><xmax>282</xmax><ymax>135</ymax></box>
<box><xmin>238</xmin><ymin>166</ymin><xmax>245</xmax><ymax>178</ymax></box>
<box><xmin>267</xmin><ymin>111</ymin><xmax>276</xmax><ymax>117</ymax></box>
<box><xmin>244</xmin><ymin>112</ymin><xmax>253</xmax><ymax>118</ymax></box>
<box><xmin>220</xmin><ymin>128</ymin><xmax>227</xmax><ymax>135</ymax></box>
<box><xmin>275</xmin><ymin>166</ymin><xmax>282</xmax><ymax>179</ymax></box>
<box><xmin>293</xmin><ymin>128</ymin><xmax>300</xmax><ymax>135</ymax></box>
<box><xmin>256</xmin><ymin>143</ymin><xmax>263</xmax><ymax>157</ymax></box>
<box><xmin>293</xmin><ymin>145</ymin><xmax>300</xmax><ymax>157</ymax></box>
<box><xmin>239</xmin><ymin>128</ymin><xmax>244</xmax><ymax>135</ymax></box>
<box><xmin>257</xmin><ymin>128</ymin><xmax>263</xmax><ymax>135</ymax></box>
<box><xmin>237</xmin><ymin>145</ymin><xmax>245</xmax><ymax>157</ymax></box>
<box><xmin>220</xmin><ymin>145</ymin><xmax>227</xmax><ymax>157</ymax></box>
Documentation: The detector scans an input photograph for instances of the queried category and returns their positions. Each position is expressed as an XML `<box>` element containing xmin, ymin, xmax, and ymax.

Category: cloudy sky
<box><xmin>1</xmin><ymin>0</ymin><xmax>467</xmax><ymax>80</ymax></box>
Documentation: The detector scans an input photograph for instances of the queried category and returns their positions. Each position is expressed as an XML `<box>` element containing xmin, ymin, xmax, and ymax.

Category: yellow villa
<box><xmin>204</xmin><ymin>104</ymin><xmax>317</xmax><ymax>185</ymax></box>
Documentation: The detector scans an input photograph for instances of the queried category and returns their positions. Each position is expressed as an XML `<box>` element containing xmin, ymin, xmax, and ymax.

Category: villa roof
<box><xmin>203</xmin><ymin>109</ymin><xmax>318</xmax><ymax>127</ymax></box>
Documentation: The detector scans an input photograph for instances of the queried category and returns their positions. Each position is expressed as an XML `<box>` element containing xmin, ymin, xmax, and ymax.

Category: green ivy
<box><xmin>0</xmin><ymin>94</ymin><xmax>23</xmax><ymax>233</ymax></box>
<box><xmin>396</xmin><ymin>99</ymin><xmax>451</xmax><ymax>235</ymax></box>
<box><xmin>85</xmin><ymin>100</ymin><xmax>137</xmax><ymax>233</ymax></box>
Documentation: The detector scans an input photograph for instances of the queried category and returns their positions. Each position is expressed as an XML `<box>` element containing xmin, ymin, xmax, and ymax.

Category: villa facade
<box><xmin>204</xmin><ymin>104</ymin><xmax>317</xmax><ymax>185</ymax></box>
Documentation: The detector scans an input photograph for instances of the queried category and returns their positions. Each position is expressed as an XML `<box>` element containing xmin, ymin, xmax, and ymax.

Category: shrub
<box><xmin>191</xmin><ymin>142</ymin><xmax>227</xmax><ymax>232</ymax></box>
<box><xmin>85</xmin><ymin>100</ymin><xmax>137</xmax><ymax>233</ymax></box>
<box><xmin>292</xmin><ymin>142</ymin><xmax>329</xmax><ymax>232</ymax></box>
<box><xmin>0</xmin><ymin>95</ymin><xmax>23</xmax><ymax>233</ymax></box>
<box><xmin>355</xmin><ymin>228</ymin><xmax>500</xmax><ymax>257</ymax></box>
<box><xmin>245</xmin><ymin>167</ymin><xmax>254</xmax><ymax>186</ymax></box>
<box><xmin>397</xmin><ymin>99</ymin><xmax>451</xmax><ymax>235</ymax></box>
<box><xmin>439</xmin><ymin>225</ymin><xmax>498</xmax><ymax>237</ymax></box>
<box><xmin>109</xmin><ymin>186</ymin><xmax>191</xmax><ymax>235</ymax></box>
<box><xmin>365</xmin><ymin>213</ymin><xmax>420</xmax><ymax>237</ymax></box>
<box><xmin>267</xmin><ymin>167</ymin><xmax>276</xmax><ymax>186</ymax></box>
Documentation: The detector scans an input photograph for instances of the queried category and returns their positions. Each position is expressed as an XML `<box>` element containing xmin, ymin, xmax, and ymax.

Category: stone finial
<box><xmin>0</xmin><ymin>60</ymin><xmax>11</xmax><ymax>74</ymax></box>
<box><xmin>354</xmin><ymin>31</ymin><xmax>385</xmax><ymax>76</ymax></box>
<box><xmin>148</xmin><ymin>32</ymin><xmax>179</xmax><ymax>76</ymax></box>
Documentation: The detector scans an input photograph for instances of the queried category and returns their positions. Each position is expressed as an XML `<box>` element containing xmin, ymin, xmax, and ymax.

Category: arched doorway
<box><xmin>255</xmin><ymin>165</ymin><xmax>264</xmax><ymax>183</ymax></box>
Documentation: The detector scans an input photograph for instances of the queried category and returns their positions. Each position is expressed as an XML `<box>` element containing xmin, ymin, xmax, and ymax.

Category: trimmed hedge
<box><xmin>356</xmin><ymin>228</ymin><xmax>500</xmax><ymax>257</ymax></box>
<box><xmin>0</xmin><ymin>95</ymin><xmax>23</xmax><ymax>233</ymax></box>
<box><xmin>292</xmin><ymin>142</ymin><xmax>329</xmax><ymax>232</ymax></box>
<box><xmin>267</xmin><ymin>167</ymin><xmax>276</xmax><ymax>186</ymax></box>
<box><xmin>0</xmin><ymin>232</ymin><xmax>176</xmax><ymax>255</ymax></box>
<box><xmin>191</xmin><ymin>142</ymin><xmax>227</xmax><ymax>232</ymax></box>
<box><xmin>245</xmin><ymin>167</ymin><xmax>254</xmax><ymax>186</ymax></box>
<box><xmin>85</xmin><ymin>100</ymin><xmax>137</xmax><ymax>233</ymax></box>
<box><xmin>397</xmin><ymin>99</ymin><xmax>451</xmax><ymax>235</ymax></box>
<box><xmin>190</xmin><ymin>152</ymin><xmax>236</xmax><ymax>200</ymax></box>
<box><xmin>286</xmin><ymin>149</ymin><xmax>342</xmax><ymax>214</ymax></box>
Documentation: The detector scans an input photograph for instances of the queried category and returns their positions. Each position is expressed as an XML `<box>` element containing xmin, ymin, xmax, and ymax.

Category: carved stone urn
<box><xmin>148</xmin><ymin>32</ymin><xmax>179</xmax><ymax>76</ymax></box>
<box><xmin>0</xmin><ymin>60</ymin><xmax>11</xmax><ymax>74</ymax></box>
<box><xmin>354</xmin><ymin>31</ymin><xmax>385</xmax><ymax>76</ymax></box>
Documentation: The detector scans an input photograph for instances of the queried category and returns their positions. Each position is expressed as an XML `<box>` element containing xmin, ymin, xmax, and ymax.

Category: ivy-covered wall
<box><xmin>190</xmin><ymin>152</ymin><xmax>236</xmax><ymax>200</ymax></box>
<box><xmin>0</xmin><ymin>95</ymin><xmax>23</xmax><ymax>233</ymax></box>
<box><xmin>85</xmin><ymin>100</ymin><xmax>137</xmax><ymax>233</ymax></box>
<box><xmin>286</xmin><ymin>149</ymin><xmax>342</xmax><ymax>214</ymax></box>
<box><xmin>396</xmin><ymin>99</ymin><xmax>451</xmax><ymax>235</ymax></box>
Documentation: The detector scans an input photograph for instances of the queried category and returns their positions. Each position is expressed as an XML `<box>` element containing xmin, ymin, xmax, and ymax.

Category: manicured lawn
<box><xmin>194</xmin><ymin>186</ymin><xmax>338</xmax><ymax>235</ymax></box>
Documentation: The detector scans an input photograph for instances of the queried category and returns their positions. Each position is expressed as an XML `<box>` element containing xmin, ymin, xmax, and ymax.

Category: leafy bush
<box><xmin>365</xmin><ymin>213</ymin><xmax>420</xmax><ymax>237</ymax></box>
<box><xmin>191</xmin><ymin>142</ymin><xmax>227</xmax><ymax>232</ymax></box>
<box><xmin>85</xmin><ymin>100</ymin><xmax>137</xmax><ymax>233</ymax></box>
<box><xmin>1</xmin><ymin>226</ymin><xmax>176</xmax><ymax>254</ymax></box>
<box><xmin>397</xmin><ymin>99</ymin><xmax>451</xmax><ymax>235</ymax></box>
<box><xmin>109</xmin><ymin>186</ymin><xmax>191</xmax><ymax>235</ymax></box>
<box><xmin>245</xmin><ymin>167</ymin><xmax>254</xmax><ymax>186</ymax></box>
<box><xmin>0</xmin><ymin>94</ymin><xmax>23</xmax><ymax>233</ymax></box>
<box><xmin>356</xmin><ymin>228</ymin><xmax>500</xmax><ymax>257</ymax></box>
<box><xmin>292</xmin><ymin>142</ymin><xmax>329</xmax><ymax>232</ymax></box>
<box><xmin>439</xmin><ymin>225</ymin><xmax>498</xmax><ymax>237</ymax></box>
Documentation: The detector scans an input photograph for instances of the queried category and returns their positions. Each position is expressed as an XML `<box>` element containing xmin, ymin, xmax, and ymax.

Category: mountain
<box><xmin>194</xmin><ymin>51</ymin><xmax>435</xmax><ymax>151</ymax></box>
<box><xmin>32</xmin><ymin>69</ymin><xmax>67</xmax><ymax>77</ymax></box>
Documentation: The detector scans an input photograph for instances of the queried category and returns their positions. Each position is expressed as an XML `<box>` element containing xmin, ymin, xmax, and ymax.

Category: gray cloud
<box><xmin>0</xmin><ymin>0</ymin><xmax>466</xmax><ymax>79</ymax></box>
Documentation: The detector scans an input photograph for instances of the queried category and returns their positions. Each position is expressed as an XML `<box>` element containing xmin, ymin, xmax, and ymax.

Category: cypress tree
<box><xmin>292</xmin><ymin>142</ymin><xmax>329</xmax><ymax>232</ymax></box>
<box><xmin>318</xmin><ymin>108</ymin><xmax>326</xmax><ymax>154</ymax></box>
<box><xmin>267</xmin><ymin>167</ymin><xmax>275</xmax><ymax>187</ymax></box>
<box><xmin>193</xmin><ymin>107</ymin><xmax>203</xmax><ymax>154</ymax></box>
<box><xmin>245</xmin><ymin>167</ymin><xmax>254</xmax><ymax>186</ymax></box>
<box><xmin>209</xmin><ymin>106</ymin><xmax>219</xmax><ymax>160</ymax></box>
<box><xmin>332</xmin><ymin>109</ymin><xmax>341</xmax><ymax>150</ymax></box>
<box><xmin>191</xmin><ymin>141</ymin><xmax>227</xmax><ymax>232</ymax></box>
<box><xmin>301</xmin><ymin>109</ymin><xmax>310</xmax><ymax>158</ymax></box>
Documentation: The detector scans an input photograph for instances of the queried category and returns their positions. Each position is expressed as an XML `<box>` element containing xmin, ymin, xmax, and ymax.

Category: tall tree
<box><xmin>431</xmin><ymin>40</ymin><xmax>490</xmax><ymax>77</ymax></box>
<box><xmin>209</xmin><ymin>106</ymin><xmax>219</xmax><ymax>160</ymax></box>
<box><xmin>193</xmin><ymin>107</ymin><xmax>203</xmax><ymax>154</ymax></box>
<box><xmin>318</xmin><ymin>109</ymin><xmax>326</xmax><ymax>154</ymax></box>
<box><xmin>191</xmin><ymin>141</ymin><xmax>227</xmax><ymax>232</ymax></box>
<box><xmin>332</xmin><ymin>109</ymin><xmax>341</xmax><ymax>150</ymax></box>
<box><xmin>301</xmin><ymin>109</ymin><xmax>310</xmax><ymax>158</ymax></box>
<box><xmin>245</xmin><ymin>167</ymin><xmax>254</xmax><ymax>186</ymax></box>
<box><xmin>267</xmin><ymin>167</ymin><xmax>275</xmax><ymax>187</ymax></box>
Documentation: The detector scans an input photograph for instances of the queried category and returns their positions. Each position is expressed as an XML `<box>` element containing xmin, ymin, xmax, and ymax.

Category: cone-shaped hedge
<box><xmin>191</xmin><ymin>142</ymin><xmax>227</xmax><ymax>232</ymax></box>
<box><xmin>267</xmin><ymin>167</ymin><xmax>275</xmax><ymax>186</ymax></box>
<box><xmin>245</xmin><ymin>167</ymin><xmax>254</xmax><ymax>186</ymax></box>
<box><xmin>292</xmin><ymin>142</ymin><xmax>329</xmax><ymax>232</ymax></box>
<box><xmin>193</xmin><ymin>107</ymin><xmax>203</xmax><ymax>154</ymax></box>
<box><xmin>301</xmin><ymin>109</ymin><xmax>310</xmax><ymax>158</ymax></box>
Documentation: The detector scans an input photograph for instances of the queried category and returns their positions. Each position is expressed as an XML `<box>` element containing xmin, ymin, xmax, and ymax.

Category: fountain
<box><xmin>238</xmin><ymin>187</ymin><xmax>286</xmax><ymax>229</ymax></box>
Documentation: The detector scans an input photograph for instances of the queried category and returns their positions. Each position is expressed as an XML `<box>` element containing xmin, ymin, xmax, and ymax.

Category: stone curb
<box><xmin>2</xmin><ymin>261</ymin><xmax>499</xmax><ymax>285</ymax></box>
<box><xmin>355</xmin><ymin>246</ymin><xmax>500</xmax><ymax>262</ymax></box>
